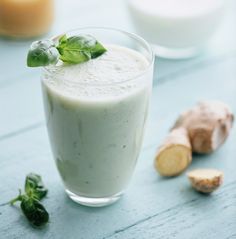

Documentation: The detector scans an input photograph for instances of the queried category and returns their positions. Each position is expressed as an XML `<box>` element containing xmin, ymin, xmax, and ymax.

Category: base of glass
<box><xmin>152</xmin><ymin>44</ymin><xmax>201</xmax><ymax>59</ymax></box>
<box><xmin>65</xmin><ymin>189</ymin><xmax>123</xmax><ymax>207</ymax></box>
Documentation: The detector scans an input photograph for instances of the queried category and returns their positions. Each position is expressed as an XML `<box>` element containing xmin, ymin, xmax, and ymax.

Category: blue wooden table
<box><xmin>1</xmin><ymin>0</ymin><xmax>236</xmax><ymax>238</ymax></box>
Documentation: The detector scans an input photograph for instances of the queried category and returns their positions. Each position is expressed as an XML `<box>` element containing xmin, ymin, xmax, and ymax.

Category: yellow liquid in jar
<box><xmin>0</xmin><ymin>0</ymin><xmax>54</xmax><ymax>38</ymax></box>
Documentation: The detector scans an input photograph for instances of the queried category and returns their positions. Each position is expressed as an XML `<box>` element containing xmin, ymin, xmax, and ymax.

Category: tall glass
<box><xmin>41</xmin><ymin>27</ymin><xmax>154</xmax><ymax>207</ymax></box>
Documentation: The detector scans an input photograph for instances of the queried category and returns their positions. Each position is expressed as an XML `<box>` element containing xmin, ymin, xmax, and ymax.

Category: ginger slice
<box><xmin>187</xmin><ymin>169</ymin><xmax>223</xmax><ymax>193</ymax></box>
<box><xmin>173</xmin><ymin>100</ymin><xmax>234</xmax><ymax>154</ymax></box>
<box><xmin>155</xmin><ymin>128</ymin><xmax>192</xmax><ymax>177</ymax></box>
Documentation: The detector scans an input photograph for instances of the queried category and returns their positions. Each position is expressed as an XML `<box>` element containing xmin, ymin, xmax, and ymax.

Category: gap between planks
<box><xmin>0</xmin><ymin>121</ymin><xmax>44</xmax><ymax>142</ymax></box>
<box><xmin>102</xmin><ymin>180</ymin><xmax>236</xmax><ymax>239</ymax></box>
<box><xmin>154</xmin><ymin>49</ymin><xmax>236</xmax><ymax>86</ymax></box>
<box><xmin>0</xmin><ymin>118</ymin><xmax>159</xmax><ymax>155</ymax></box>
<box><xmin>1</xmin><ymin>50</ymin><xmax>236</xmax><ymax>142</ymax></box>
<box><xmin>1</xmin><ymin>49</ymin><xmax>236</xmax><ymax>89</ymax></box>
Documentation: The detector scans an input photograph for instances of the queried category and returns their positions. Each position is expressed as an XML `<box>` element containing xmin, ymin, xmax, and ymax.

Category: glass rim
<box><xmin>43</xmin><ymin>27</ymin><xmax>154</xmax><ymax>87</ymax></box>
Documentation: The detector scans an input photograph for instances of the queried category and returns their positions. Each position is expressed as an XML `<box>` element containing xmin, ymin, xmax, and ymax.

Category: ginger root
<box><xmin>187</xmin><ymin>169</ymin><xmax>223</xmax><ymax>193</ymax></box>
<box><xmin>154</xmin><ymin>128</ymin><xmax>192</xmax><ymax>176</ymax></box>
<box><xmin>173</xmin><ymin>100</ymin><xmax>234</xmax><ymax>153</ymax></box>
<box><xmin>154</xmin><ymin>100</ymin><xmax>234</xmax><ymax>177</ymax></box>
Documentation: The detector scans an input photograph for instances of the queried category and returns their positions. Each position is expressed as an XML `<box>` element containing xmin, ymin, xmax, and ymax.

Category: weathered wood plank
<box><xmin>105</xmin><ymin>181</ymin><xmax>236</xmax><ymax>239</ymax></box>
<box><xmin>0</xmin><ymin>77</ymin><xmax>44</xmax><ymax>137</ymax></box>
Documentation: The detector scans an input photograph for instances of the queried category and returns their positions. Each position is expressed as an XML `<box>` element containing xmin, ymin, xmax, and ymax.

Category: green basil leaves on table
<box><xmin>10</xmin><ymin>173</ymin><xmax>49</xmax><ymax>227</ymax></box>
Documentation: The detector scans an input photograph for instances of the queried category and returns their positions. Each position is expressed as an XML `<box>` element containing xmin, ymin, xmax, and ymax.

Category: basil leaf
<box><xmin>89</xmin><ymin>41</ymin><xmax>107</xmax><ymax>59</ymax></box>
<box><xmin>56</xmin><ymin>35</ymin><xmax>91</xmax><ymax>64</ymax></box>
<box><xmin>27</xmin><ymin>40</ymin><xmax>59</xmax><ymax>67</ymax></box>
<box><xmin>58</xmin><ymin>34</ymin><xmax>67</xmax><ymax>46</ymax></box>
<box><xmin>56</xmin><ymin>34</ymin><xmax>106</xmax><ymax>64</ymax></box>
<box><xmin>9</xmin><ymin>174</ymin><xmax>49</xmax><ymax>228</ymax></box>
<box><xmin>25</xmin><ymin>173</ymin><xmax>48</xmax><ymax>200</ymax></box>
<box><xmin>21</xmin><ymin>196</ymin><xmax>49</xmax><ymax>227</ymax></box>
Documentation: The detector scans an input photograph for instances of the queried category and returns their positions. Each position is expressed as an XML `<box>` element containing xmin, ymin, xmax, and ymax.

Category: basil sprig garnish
<box><xmin>10</xmin><ymin>173</ymin><xmax>49</xmax><ymax>227</ymax></box>
<box><xmin>27</xmin><ymin>34</ymin><xmax>107</xmax><ymax>67</ymax></box>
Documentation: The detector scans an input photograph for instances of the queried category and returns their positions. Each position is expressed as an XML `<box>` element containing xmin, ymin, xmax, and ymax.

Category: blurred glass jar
<box><xmin>0</xmin><ymin>0</ymin><xmax>54</xmax><ymax>38</ymax></box>
<box><xmin>127</xmin><ymin>0</ymin><xmax>226</xmax><ymax>59</ymax></box>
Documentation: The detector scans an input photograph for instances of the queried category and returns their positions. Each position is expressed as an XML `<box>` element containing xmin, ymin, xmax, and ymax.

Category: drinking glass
<box><xmin>41</xmin><ymin>27</ymin><xmax>154</xmax><ymax>207</ymax></box>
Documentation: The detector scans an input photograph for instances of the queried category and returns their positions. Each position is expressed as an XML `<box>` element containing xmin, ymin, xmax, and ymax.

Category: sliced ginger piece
<box><xmin>187</xmin><ymin>169</ymin><xmax>223</xmax><ymax>193</ymax></box>
<box><xmin>155</xmin><ymin>128</ymin><xmax>192</xmax><ymax>177</ymax></box>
